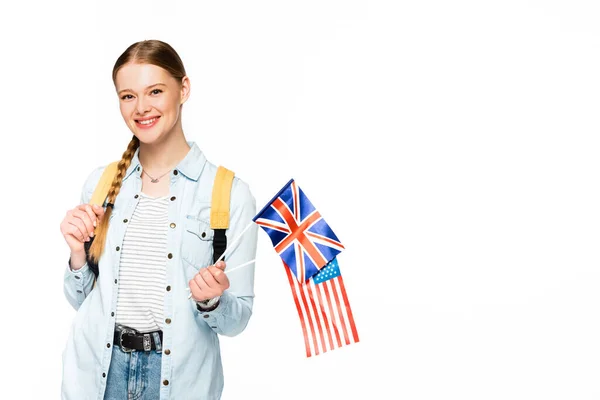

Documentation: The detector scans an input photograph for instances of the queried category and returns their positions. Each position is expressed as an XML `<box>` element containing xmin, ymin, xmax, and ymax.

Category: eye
<box><xmin>120</xmin><ymin>94</ymin><xmax>133</xmax><ymax>100</ymax></box>
<box><xmin>151</xmin><ymin>89</ymin><xmax>163</xmax><ymax>95</ymax></box>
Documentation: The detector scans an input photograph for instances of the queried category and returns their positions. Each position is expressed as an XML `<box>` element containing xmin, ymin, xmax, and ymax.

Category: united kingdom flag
<box><xmin>253</xmin><ymin>179</ymin><xmax>345</xmax><ymax>282</ymax></box>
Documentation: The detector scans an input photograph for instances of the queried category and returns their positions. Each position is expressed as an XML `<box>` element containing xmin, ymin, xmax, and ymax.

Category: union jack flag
<box><xmin>253</xmin><ymin>179</ymin><xmax>345</xmax><ymax>282</ymax></box>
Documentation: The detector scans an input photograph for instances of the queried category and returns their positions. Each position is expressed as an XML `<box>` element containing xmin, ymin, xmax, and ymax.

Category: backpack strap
<box><xmin>90</xmin><ymin>161</ymin><xmax>120</xmax><ymax>207</ymax></box>
<box><xmin>210</xmin><ymin>166</ymin><xmax>235</xmax><ymax>263</ymax></box>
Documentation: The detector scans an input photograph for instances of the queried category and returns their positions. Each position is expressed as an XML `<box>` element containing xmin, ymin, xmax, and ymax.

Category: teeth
<box><xmin>138</xmin><ymin>117</ymin><xmax>157</xmax><ymax>125</ymax></box>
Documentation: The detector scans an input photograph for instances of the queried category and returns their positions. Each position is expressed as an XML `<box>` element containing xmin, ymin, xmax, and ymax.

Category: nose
<box><xmin>135</xmin><ymin>97</ymin><xmax>150</xmax><ymax>116</ymax></box>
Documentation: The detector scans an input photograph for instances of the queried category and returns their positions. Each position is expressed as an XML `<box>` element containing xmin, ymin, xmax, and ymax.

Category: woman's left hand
<box><xmin>189</xmin><ymin>261</ymin><xmax>230</xmax><ymax>302</ymax></box>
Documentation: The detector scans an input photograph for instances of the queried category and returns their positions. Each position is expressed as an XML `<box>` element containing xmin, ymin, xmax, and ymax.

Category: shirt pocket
<box><xmin>181</xmin><ymin>215</ymin><xmax>214</xmax><ymax>275</ymax></box>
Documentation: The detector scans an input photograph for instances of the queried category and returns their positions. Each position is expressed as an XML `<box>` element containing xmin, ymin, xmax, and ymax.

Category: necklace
<box><xmin>142</xmin><ymin>168</ymin><xmax>172</xmax><ymax>183</ymax></box>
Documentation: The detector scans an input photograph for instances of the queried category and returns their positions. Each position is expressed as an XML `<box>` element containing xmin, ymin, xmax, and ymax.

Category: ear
<box><xmin>180</xmin><ymin>76</ymin><xmax>191</xmax><ymax>105</ymax></box>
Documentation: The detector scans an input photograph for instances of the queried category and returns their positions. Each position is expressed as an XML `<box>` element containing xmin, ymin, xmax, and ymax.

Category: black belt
<box><xmin>113</xmin><ymin>326</ymin><xmax>163</xmax><ymax>352</ymax></box>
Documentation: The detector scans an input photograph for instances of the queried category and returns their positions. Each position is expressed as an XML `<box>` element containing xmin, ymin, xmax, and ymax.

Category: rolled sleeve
<box><xmin>63</xmin><ymin>259</ymin><xmax>95</xmax><ymax>310</ymax></box>
<box><xmin>196</xmin><ymin>291</ymin><xmax>254</xmax><ymax>336</ymax></box>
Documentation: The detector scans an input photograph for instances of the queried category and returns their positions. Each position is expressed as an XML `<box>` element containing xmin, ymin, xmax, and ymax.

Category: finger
<box><xmin>92</xmin><ymin>204</ymin><xmax>106</xmax><ymax>220</ymax></box>
<box><xmin>194</xmin><ymin>271</ymin><xmax>211</xmax><ymax>292</ymax></box>
<box><xmin>191</xmin><ymin>275</ymin><xmax>213</xmax><ymax>301</ymax></box>
<box><xmin>72</xmin><ymin>209</ymin><xmax>94</xmax><ymax>236</ymax></box>
<box><xmin>61</xmin><ymin>219</ymin><xmax>79</xmax><ymax>240</ymax></box>
<box><xmin>200</xmin><ymin>267</ymin><xmax>220</xmax><ymax>289</ymax></box>
<box><xmin>77</xmin><ymin>204</ymin><xmax>98</xmax><ymax>228</ymax></box>
<box><xmin>188</xmin><ymin>278</ymin><xmax>204</xmax><ymax>301</ymax></box>
<box><xmin>67</xmin><ymin>221</ymin><xmax>87</xmax><ymax>242</ymax></box>
<box><xmin>208</xmin><ymin>265</ymin><xmax>229</xmax><ymax>287</ymax></box>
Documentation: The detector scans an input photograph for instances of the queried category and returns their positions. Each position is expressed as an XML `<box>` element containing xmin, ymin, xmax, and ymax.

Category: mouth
<box><xmin>134</xmin><ymin>116</ymin><xmax>160</xmax><ymax>129</ymax></box>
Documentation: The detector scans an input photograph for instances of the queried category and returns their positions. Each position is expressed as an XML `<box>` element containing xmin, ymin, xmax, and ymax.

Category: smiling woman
<box><xmin>59</xmin><ymin>40</ymin><xmax>258</xmax><ymax>400</ymax></box>
<box><xmin>116</xmin><ymin>65</ymin><xmax>185</xmax><ymax>141</ymax></box>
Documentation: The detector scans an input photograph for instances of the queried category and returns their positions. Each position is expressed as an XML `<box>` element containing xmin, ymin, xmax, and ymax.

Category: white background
<box><xmin>0</xmin><ymin>1</ymin><xmax>599</xmax><ymax>399</ymax></box>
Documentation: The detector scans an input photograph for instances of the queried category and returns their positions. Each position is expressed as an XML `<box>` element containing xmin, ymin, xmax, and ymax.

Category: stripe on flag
<box><xmin>283</xmin><ymin>257</ymin><xmax>359</xmax><ymax>357</ymax></box>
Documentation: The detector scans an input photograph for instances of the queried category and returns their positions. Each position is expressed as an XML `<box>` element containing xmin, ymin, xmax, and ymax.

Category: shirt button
<box><xmin>164</xmin><ymin>349</ymin><xmax>171</xmax><ymax>355</ymax></box>
<box><xmin>203</xmin><ymin>314</ymin><xmax>210</xmax><ymax>319</ymax></box>
<box><xmin>134</xmin><ymin>194</ymin><xmax>139</xmax><ymax>199</ymax></box>
<box><xmin>170</xmin><ymin>196</ymin><xmax>176</xmax><ymax>201</ymax></box>
<box><xmin>107</xmin><ymin>343</ymin><xmax>111</xmax><ymax>348</ymax></box>
<box><xmin>165</xmin><ymin>318</ymin><xmax>171</xmax><ymax>324</ymax></box>
<box><xmin>169</xmin><ymin>222</ymin><xmax>176</xmax><ymax>229</ymax></box>
<box><xmin>116</xmin><ymin>246</ymin><xmax>120</xmax><ymax>251</ymax></box>
<box><xmin>114</xmin><ymin>279</ymin><xmax>118</xmax><ymax>284</ymax></box>
<box><xmin>167</xmin><ymin>253</ymin><xmax>173</xmax><ymax>259</ymax></box>
<box><xmin>201</xmin><ymin>232</ymin><xmax>206</xmax><ymax>238</ymax></box>
<box><xmin>173</xmin><ymin>170</ymin><xmax>178</xmax><ymax>175</ymax></box>
<box><xmin>76</xmin><ymin>290</ymin><xmax>82</xmax><ymax>293</ymax></box>
<box><xmin>102</xmin><ymin>373</ymin><xmax>106</xmax><ymax>378</ymax></box>
<box><xmin>163</xmin><ymin>379</ymin><xmax>169</xmax><ymax>386</ymax></box>
<box><xmin>74</xmin><ymin>275</ymin><xmax>80</xmax><ymax>280</ymax></box>
<box><xmin>166</xmin><ymin>286</ymin><xmax>171</xmax><ymax>291</ymax></box>
<box><xmin>123</xmin><ymin>219</ymin><xmax>128</xmax><ymax>223</ymax></box>
<box><xmin>111</xmin><ymin>312</ymin><xmax>115</xmax><ymax>317</ymax></box>
<box><xmin>137</xmin><ymin>166</ymin><xmax>140</xmax><ymax>171</ymax></box>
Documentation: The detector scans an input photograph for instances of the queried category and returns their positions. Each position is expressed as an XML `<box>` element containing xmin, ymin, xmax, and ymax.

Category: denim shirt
<box><xmin>61</xmin><ymin>141</ymin><xmax>258</xmax><ymax>400</ymax></box>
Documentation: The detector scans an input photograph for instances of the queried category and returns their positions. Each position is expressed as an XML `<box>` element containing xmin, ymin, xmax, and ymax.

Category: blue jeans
<box><xmin>104</xmin><ymin>331</ymin><xmax>163</xmax><ymax>400</ymax></box>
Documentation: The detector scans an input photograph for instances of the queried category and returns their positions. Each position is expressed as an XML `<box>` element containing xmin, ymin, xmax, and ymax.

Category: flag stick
<box><xmin>215</xmin><ymin>221</ymin><xmax>254</xmax><ymax>264</ymax></box>
<box><xmin>186</xmin><ymin>259</ymin><xmax>256</xmax><ymax>298</ymax></box>
<box><xmin>185</xmin><ymin>221</ymin><xmax>254</xmax><ymax>300</ymax></box>
<box><xmin>222</xmin><ymin>258</ymin><xmax>256</xmax><ymax>275</ymax></box>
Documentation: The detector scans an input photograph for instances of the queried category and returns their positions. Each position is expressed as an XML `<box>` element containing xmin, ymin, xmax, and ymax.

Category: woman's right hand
<box><xmin>60</xmin><ymin>203</ymin><xmax>105</xmax><ymax>253</ymax></box>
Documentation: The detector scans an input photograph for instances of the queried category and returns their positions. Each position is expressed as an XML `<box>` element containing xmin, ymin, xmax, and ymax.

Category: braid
<box><xmin>88</xmin><ymin>135</ymin><xmax>140</xmax><ymax>264</ymax></box>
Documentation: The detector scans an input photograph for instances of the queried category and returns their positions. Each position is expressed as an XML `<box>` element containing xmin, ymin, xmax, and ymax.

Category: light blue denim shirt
<box><xmin>61</xmin><ymin>141</ymin><xmax>258</xmax><ymax>400</ymax></box>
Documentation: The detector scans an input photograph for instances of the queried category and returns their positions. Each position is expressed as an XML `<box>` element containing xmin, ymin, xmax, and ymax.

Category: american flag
<box><xmin>253</xmin><ymin>179</ymin><xmax>345</xmax><ymax>282</ymax></box>
<box><xmin>284</xmin><ymin>257</ymin><xmax>359</xmax><ymax>357</ymax></box>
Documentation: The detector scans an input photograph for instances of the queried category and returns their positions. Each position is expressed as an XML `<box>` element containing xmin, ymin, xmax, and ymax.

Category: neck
<box><xmin>138</xmin><ymin>126</ymin><xmax>190</xmax><ymax>173</ymax></box>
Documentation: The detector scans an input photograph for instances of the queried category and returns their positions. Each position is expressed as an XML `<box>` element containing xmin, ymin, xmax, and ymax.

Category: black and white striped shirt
<box><xmin>115</xmin><ymin>191</ymin><xmax>170</xmax><ymax>332</ymax></box>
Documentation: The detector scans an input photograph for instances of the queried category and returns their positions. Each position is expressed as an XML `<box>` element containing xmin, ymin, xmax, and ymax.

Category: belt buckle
<box><xmin>143</xmin><ymin>333</ymin><xmax>152</xmax><ymax>352</ymax></box>
<box><xmin>119</xmin><ymin>327</ymin><xmax>137</xmax><ymax>353</ymax></box>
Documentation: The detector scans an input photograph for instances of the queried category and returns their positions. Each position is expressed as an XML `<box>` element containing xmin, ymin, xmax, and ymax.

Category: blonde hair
<box><xmin>88</xmin><ymin>39</ymin><xmax>187</xmax><ymax>265</ymax></box>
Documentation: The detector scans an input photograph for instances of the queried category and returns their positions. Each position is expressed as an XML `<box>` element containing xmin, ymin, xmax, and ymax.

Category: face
<box><xmin>114</xmin><ymin>62</ymin><xmax>190</xmax><ymax>144</ymax></box>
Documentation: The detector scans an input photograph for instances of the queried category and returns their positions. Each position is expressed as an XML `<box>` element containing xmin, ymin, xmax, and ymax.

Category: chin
<box><xmin>135</xmin><ymin>132</ymin><xmax>164</xmax><ymax>145</ymax></box>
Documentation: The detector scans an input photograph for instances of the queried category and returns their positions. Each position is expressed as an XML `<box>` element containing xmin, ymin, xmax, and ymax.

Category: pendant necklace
<box><xmin>142</xmin><ymin>168</ymin><xmax>172</xmax><ymax>183</ymax></box>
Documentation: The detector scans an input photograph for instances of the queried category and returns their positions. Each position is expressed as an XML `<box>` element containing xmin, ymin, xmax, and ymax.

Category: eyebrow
<box><xmin>118</xmin><ymin>83</ymin><xmax>167</xmax><ymax>95</ymax></box>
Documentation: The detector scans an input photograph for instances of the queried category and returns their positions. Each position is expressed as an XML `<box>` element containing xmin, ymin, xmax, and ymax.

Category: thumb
<box><xmin>92</xmin><ymin>204</ymin><xmax>106</xmax><ymax>220</ymax></box>
<box><xmin>215</xmin><ymin>261</ymin><xmax>226</xmax><ymax>270</ymax></box>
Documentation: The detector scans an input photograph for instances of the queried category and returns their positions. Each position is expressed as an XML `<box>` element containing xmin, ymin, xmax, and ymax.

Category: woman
<box><xmin>60</xmin><ymin>39</ymin><xmax>258</xmax><ymax>400</ymax></box>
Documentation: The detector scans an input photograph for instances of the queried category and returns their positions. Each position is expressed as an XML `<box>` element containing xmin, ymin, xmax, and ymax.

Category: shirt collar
<box><xmin>123</xmin><ymin>140</ymin><xmax>207</xmax><ymax>182</ymax></box>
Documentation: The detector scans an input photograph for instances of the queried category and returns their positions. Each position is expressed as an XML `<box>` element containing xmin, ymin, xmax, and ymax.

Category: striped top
<box><xmin>115</xmin><ymin>191</ymin><xmax>170</xmax><ymax>332</ymax></box>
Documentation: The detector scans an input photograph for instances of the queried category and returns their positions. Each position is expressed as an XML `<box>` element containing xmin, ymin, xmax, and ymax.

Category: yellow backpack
<box><xmin>88</xmin><ymin>161</ymin><xmax>234</xmax><ymax>288</ymax></box>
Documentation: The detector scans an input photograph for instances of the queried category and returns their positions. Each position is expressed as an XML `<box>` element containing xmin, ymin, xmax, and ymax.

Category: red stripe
<box><xmin>314</xmin><ymin>282</ymin><xmax>334</xmax><ymax>351</ymax></box>
<box><xmin>272</xmin><ymin>198</ymin><xmax>300</xmax><ymax>232</ymax></box>
<box><xmin>296</xmin><ymin>243</ymin><xmax>304</xmax><ymax>289</ymax></box>
<box><xmin>322</xmin><ymin>280</ymin><xmax>342</xmax><ymax>347</ymax></box>
<box><xmin>272</xmin><ymin>199</ymin><xmax>326</xmax><ymax>268</ymax></box>
<box><xmin>255</xmin><ymin>220</ymin><xmax>290</xmax><ymax>233</ymax></box>
<box><xmin>296</xmin><ymin>232</ymin><xmax>327</xmax><ymax>268</ymax></box>
<box><xmin>305</xmin><ymin>231</ymin><xmax>345</xmax><ymax>249</ymax></box>
<box><xmin>297</xmin><ymin>273</ymin><xmax>319</xmax><ymax>356</ymax></box>
<box><xmin>284</xmin><ymin>264</ymin><xmax>311</xmax><ymax>358</ymax></box>
<box><xmin>337</xmin><ymin>275</ymin><xmax>359</xmax><ymax>343</ymax></box>
<box><xmin>331</xmin><ymin>278</ymin><xmax>350</xmax><ymax>345</ymax></box>
<box><xmin>306</xmin><ymin>280</ymin><xmax>327</xmax><ymax>354</ymax></box>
